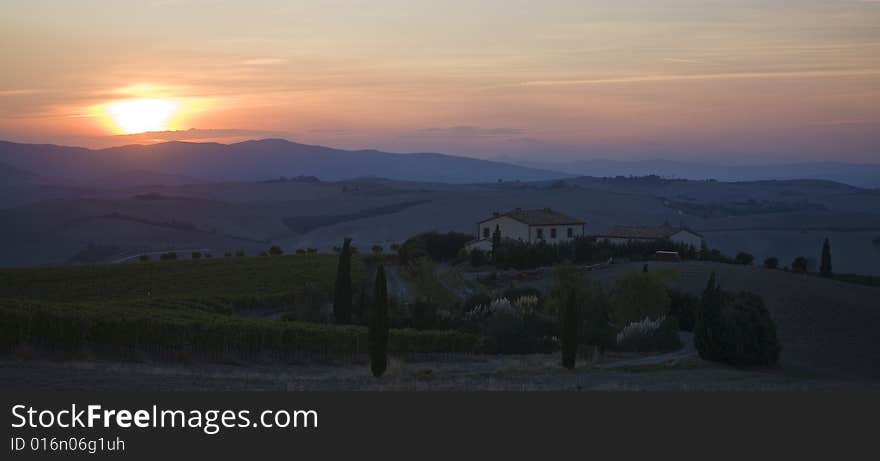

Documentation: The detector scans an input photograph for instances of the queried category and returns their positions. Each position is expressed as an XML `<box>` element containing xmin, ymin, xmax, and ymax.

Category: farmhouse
<box><xmin>597</xmin><ymin>226</ymin><xmax>703</xmax><ymax>248</ymax></box>
<box><xmin>465</xmin><ymin>208</ymin><xmax>585</xmax><ymax>252</ymax></box>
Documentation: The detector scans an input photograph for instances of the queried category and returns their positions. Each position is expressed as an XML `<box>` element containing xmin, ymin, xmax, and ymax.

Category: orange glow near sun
<box><xmin>105</xmin><ymin>98</ymin><xmax>181</xmax><ymax>134</ymax></box>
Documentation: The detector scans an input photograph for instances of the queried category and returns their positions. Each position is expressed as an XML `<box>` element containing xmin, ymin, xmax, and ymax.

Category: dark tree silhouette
<box><xmin>333</xmin><ymin>238</ymin><xmax>353</xmax><ymax>324</ymax></box>
<box><xmin>792</xmin><ymin>256</ymin><xmax>808</xmax><ymax>273</ymax></box>
<box><xmin>735</xmin><ymin>252</ymin><xmax>754</xmax><ymax>265</ymax></box>
<box><xmin>763</xmin><ymin>257</ymin><xmax>779</xmax><ymax>269</ymax></box>
<box><xmin>491</xmin><ymin>224</ymin><xmax>502</xmax><ymax>260</ymax></box>
<box><xmin>369</xmin><ymin>265</ymin><xmax>389</xmax><ymax>377</ymax></box>
<box><xmin>561</xmin><ymin>288</ymin><xmax>578</xmax><ymax>369</ymax></box>
<box><xmin>820</xmin><ymin>237</ymin><xmax>833</xmax><ymax>278</ymax></box>
<box><xmin>694</xmin><ymin>272</ymin><xmax>723</xmax><ymax>361</ymax></box>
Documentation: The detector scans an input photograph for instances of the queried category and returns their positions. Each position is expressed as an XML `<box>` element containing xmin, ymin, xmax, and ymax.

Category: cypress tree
<box><xmin>333</xmin><ymin>238</ymin><xmax>352</xmax><ymax>324</ymax></box>
<box><xmin>561</xmin><ymin>288</ymin><xmax>578</xmax><ymax>369</ymax></box>
<box><xmin>491</xmin><ymin>224</ymin><xmax>502</xmax><ymax>261</ymax></box>
<box><xmin>820</xmin><ymin>237</ymin><xmax>833</xmax><ymax>278</ymax></box>
<box><xmin>369</xmin><ymin>265</ymin><xmax>389</xmax><ymax>377</ymax></box>
<box><xmin>694</xmin><ymin>272</ymin><xmax>723</xmax><ymax>361</ymax></box>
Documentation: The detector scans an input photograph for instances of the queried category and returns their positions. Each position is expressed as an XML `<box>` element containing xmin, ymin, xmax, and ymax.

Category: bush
<box><xmin>139</xmin><ymin>255</ymin><xmax>150</xmax><ymax>262</ymax></box>
<box><xmin>469</xmin><ymin>249</ymin><xmax>489</xmax><ymax>267</ymax></box>
<box><xmin>464</xmin><ymin>297</ymin><xmax>556</xmax><ymax>353</ymax></box>
<box><xmin>398</xmin><ymin>232</ymin><xmax>473</xmax><ymax>265</ymax></box>
<box><xmin>615</xmin><ymin>316</ymin><xmax>681</xmax><ymax>353</ymax></box>
<box><xmin>763</xmin><ymin>257</ymin><xmax>779</xmax><ymax>269</ymax></box>
<box><xmin>792</xmin><ymin>256</ymin><xmax>808</xmax><ymax>273</ymax></box>
<box><xmin>608</xmin><ymin>272</ymin><xmax>671</xmax><ymax>326</ymax></box>
<box><xmin>268</xmin><ymin>246</ymin><xmax>284</xmax><ymax>256</ymax></box>
<box><xmin>191</xmin><ymin>252</ymin><xmax>202</xmax><ymax>260</ymax></box>
<box><xmin>160</xmin><ymin>252</ymin><xmax>177</xmax><ymax>261</ymax></box>
<box><xmin>717</xmin><ymin>291</ymin><xmax>782</xmax><ymax>366</ymax></box>
<box><xmin>667</xmin><ymin>288</ymin><xmax>697</xmax><ymax>332</ymax></box>
<box><xmin>694</xmin><ymin>273</ymin><xmax>780</xmax><ymax>366</ymax></box>
<box><xmin>735</xmin><ymin>252</ymin><xmax>754</xmax><ymax>265</ymax></box>
<box><xmin>409</xmin><ymin>300</ymin><xmax>439</xmax><ymax>330</ymax></box>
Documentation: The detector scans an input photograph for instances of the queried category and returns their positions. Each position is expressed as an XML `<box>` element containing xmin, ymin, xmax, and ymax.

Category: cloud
<box><xmin>515</xmin><ymin>69</ymin><xmax>880</xmax><ymax>87</ymax></box>
<box><xmin>410</xmin><ymin>126</ymin><xmax>525</xmax><ymax>138</ymax></box>
<box><xmin>109</xmin><ymin>128</ymin><xmax>295</xmax><ymax>142</ymax></box>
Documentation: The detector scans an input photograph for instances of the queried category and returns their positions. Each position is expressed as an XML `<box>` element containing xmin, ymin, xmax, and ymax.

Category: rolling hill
<box><xmin>0</xmin><ymin>139</ymin><xmax>568</xmax><ymax>185</ymax></box>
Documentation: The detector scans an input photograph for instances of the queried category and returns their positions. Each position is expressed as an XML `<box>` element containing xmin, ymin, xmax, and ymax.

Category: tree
<box><xmin>792</xmin><ymin>256</ymin><xmax>808</xmax><ymax>273</ymax></box>
<box><xmin>763</xmin><ymin>257</ymin><xmax>779</xmax><ymax>269</ymax></box>
<box><xmin>735</xmin><ymin>252</ymin><xmax>754</xmax><ymax>265</ymax></box>
<box><xmin>694</xmin><ymin>272</ymin><xmax>723</xmax><ymax>361</ymax></box>
<box><xmin>191</xmin><ymin>251</ymin><xmax>202</xmax><ymax>260</ymax></box>
<box><xmin>369</xmin><ymin>265</ymin><xmax>389</xmax><ymax>377</ymax></box>
<box><xmin>561</xmin><ymin>289</ymin><xmax>578</xmax><ymax>369</ymax></box>
<box><xmin>491</xmin><ymin>224</ymin><xmax>502</xmax><ymax>260</ymax></box>
<box><xmin>820</xmin><ymin>237</ymin><xmax>833</xmax><ymax>278</ymax></box>
<box><xmin>371</xmin><ymin>245</ymin><xmax>383</xmax><ymax>255</ymax></box>
<box><xmin>333</xmin><ymin>238</ymin><xmax>353</xmax><ymax>324</ymax></box>
<box><xmin>268</xmin><ymin>245</ymin><xmax>283</xmax><ymax>256</ymax></box>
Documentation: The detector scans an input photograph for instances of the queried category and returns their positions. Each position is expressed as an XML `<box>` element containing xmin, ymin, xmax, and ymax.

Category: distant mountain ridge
<box><xmin>512</xmin><ymin>158</ymin><xmax>880</xmax><ymax>188</ymax></box>
<box><xmin>0</xmin><ymin>139</ymin><xmax>568</xmax><ymax>185</ymax></box>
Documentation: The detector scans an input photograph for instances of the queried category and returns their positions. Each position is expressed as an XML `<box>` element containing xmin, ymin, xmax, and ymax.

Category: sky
<box><xmin>1</xmin><ymin>0</ymin><xmax>879</xmax><ymax>163</ymax></box>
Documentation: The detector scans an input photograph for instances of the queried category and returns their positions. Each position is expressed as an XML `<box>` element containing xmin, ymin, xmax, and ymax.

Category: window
<box><xmin>567</xmin><ymin>227</ymin><xmax>573</xmax><ymax>238</ymax></box>
<box><xmin>550</xmin><ymin>228</ymin><xmax>557</xmax><ymax>239</ymax></box>
<box><xmin>483</xmin><ymin>227</ymin><xmax>490</xmax><ymax>238</ymax></box>
<box><xmin>536</xmin><ymin>228</ymin><xmax>544</xmax><ymax>239</ymax></box>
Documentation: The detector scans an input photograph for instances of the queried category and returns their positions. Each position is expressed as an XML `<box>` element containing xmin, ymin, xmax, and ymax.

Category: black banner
<box><xmin>3</xmin><ymin>392</ymin><xmax>876</xmax><ymax>460</ymax></box>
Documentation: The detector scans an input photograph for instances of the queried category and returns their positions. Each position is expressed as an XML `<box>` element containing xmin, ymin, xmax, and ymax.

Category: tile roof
<box><xmin>480</xmin><ymin>208</ymin><xmax>585</xmax><ymax>226</ymax></box>
<box><xmin>601</xmin><ymin>226</ymin><xmax>702</xmax><ymax>239</ymax></box>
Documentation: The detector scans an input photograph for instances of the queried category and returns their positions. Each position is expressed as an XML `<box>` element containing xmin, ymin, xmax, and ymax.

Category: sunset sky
<box><xmin>1</xmin><ymin>0</ymin><xmax>879</xmax><ymax>162</ymax></box>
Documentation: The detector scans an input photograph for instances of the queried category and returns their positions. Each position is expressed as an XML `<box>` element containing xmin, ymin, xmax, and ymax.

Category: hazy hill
<box><xmin>515</xmin><ymin>158</ymin><xmax>880</xmax><ymax>188</ymax></box>
<box><xmin>0</xmin><ymin>161</ymin><xmax>37</xmax><ymax>184</ymax></box>
<box><xmin>0</xmin><ymin>139</ymin><xmax>567</xmax><ymax>185</ymax></box>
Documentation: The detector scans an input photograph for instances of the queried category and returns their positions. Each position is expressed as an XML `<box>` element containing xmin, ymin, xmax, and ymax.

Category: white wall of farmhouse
<box><xmin>670</xmin><ymin>231</ymin><xmax>703</xmax><ymax>248</ymax></box>
<box><xmin>478</xmin><ymin>217</ymin><xmax>584</xmax><ymax>244</ymax></box>
<box><xmin>478</xmin><ymin>216</ymin><xmax>530</xmax><ymax>242</ymax></box>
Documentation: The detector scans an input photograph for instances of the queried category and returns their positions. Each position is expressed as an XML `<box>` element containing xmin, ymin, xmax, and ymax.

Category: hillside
<box><xmin>0</xmin><ymin>139</ymin><xmax>567</xmax><ymax>184</ymax></box>
<box><xmin>593</xmin><ymin>261</ymin><xmax>880</xmax><ymax>380</ymax></box>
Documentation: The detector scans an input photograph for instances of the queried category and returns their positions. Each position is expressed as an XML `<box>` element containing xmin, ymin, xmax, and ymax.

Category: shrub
<box><xmin>734</xmin><ymin>252</ymin><xmax>754</xmax><ymax>265</ymax></box>
<box><xmin>268</xmin><ymin>245</ymin><xmax>284</xmax><ymax>256</ymax></box>
<box><xmin>694</xmin><ymin>273</ymin><xmax>781</xmax><ymax>366</ymax></box>
<box><xmin>792</xmin><ymin>256</ymin><xmax>808</xmax><ymax>273</ymax></box>
<box><xmin>139</xmin><ymin>255</ymin><xmax>150</xmax><ymax>262</ymax></box>
<box><xmin>191</xmin><ymin>252</ymin><xmax>202</xmax><ymax>260</ymax></box>
<box><xmin>409</xmin><ymin>299</ymin><xmax>439</xmax><ymax>330</ymax></box>
<box><xmin>615</xmin><ymin>316</ymin><xmax>681</xmax><ymax>352</ymax></box>
<box><xmin>763</xmin><ymin>257</ymin><xmax>779</xmax><ymax>269</ymax></box>
<box><xmin>371</xmin><ymin>245</ymin><xmax>383</xmax><ymax>255</ymax></box>
<box><xmin>398</xmin><ymin>232</ymin><xmax>473</xmax><ymax>265</ymax></box>
<box><xmin>469</xmin><ymin>249</ymin><xmax>489</xmax><ymax>267</ymax></box>
<box><xmin>160</xmin><ymin>252</ymin><xmax>177</xmax><ymax>261</ymax></box>
<box><xmin>667</xmin><ymin>288</ymin><xmax>697</xmax><ymax>332</ymax></box>
<box><xmin>717</xmin><ymin>291</ymin><xmax>781</xmax><ymax>366</ymax></box>
<box><xmin>608</xmin><ymin>272</ymin><xmax>671</xmax><ymax>326</ymax></box>
<box><xmin>464</xmin><ymin>297</ymin><xmax>556</xmax><ymax>353</ymax></box>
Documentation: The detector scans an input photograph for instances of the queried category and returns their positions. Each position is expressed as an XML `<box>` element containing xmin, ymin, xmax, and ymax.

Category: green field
<box><xmin>0</xmin><ymin>255</ymin><xmax>479</xmax><ymax>360</ymax></box>
<box><xmin>0</xmin><ymin>254</ymin><xmax>357</xmax><ymax>307</ymax></box>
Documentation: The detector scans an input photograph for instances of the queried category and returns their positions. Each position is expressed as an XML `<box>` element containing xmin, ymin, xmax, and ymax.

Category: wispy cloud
<box><xmin>410</xmin><ymin>126</ymin><xmax>525</xmax><ymax>137</ymax></box>
<box><xmin>516</xmin><ymin>69</ymin><xmax>880</xmax><ymax>87</ymax></box>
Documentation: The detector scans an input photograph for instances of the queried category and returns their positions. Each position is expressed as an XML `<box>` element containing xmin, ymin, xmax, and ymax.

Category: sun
<box><xmin>106</xmin><ymin>98</ymin><xmax>180</xmax><ymax>134</ymax></box>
